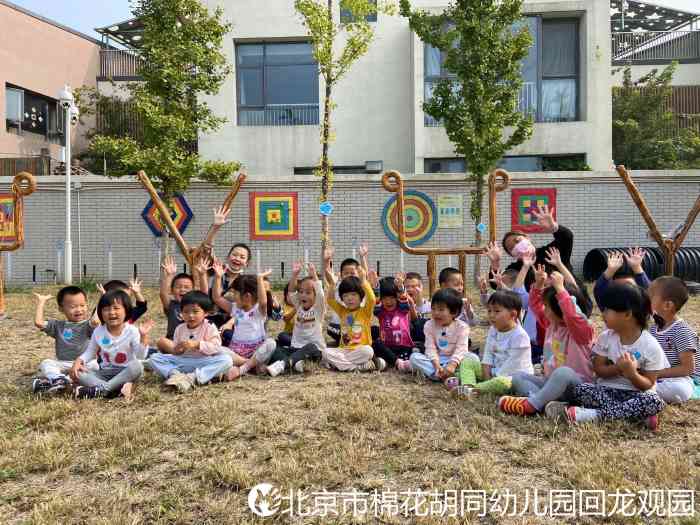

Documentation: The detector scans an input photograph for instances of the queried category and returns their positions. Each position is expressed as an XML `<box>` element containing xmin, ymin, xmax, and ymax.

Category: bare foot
<box><xmin>121</xmin><ymin>382</ymin><xmax>135</xmax><ymax>403</ymax></box>
<box><xmin>225</xmin><ymin>366</ymin><xmax>241</xmax><ymax>382</ymax></box>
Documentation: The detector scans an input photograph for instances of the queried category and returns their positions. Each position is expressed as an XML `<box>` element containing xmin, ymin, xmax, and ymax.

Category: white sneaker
<box><xmin>374</xmin><ymin>357</ymin><xmax>387</xmax><ymax>372</ymax></box>
<box><xmin>452</xmin><ymin>385</ymin><xmax>477</xmax><ymax>400</ymax></box>
<box><xmin>293</xmin><ymin>360</ymin><xmax>305</xmax><ymax>373</ymax></box>
<box><xmin>164</xmin><ymin>371</ymin><xmax>185</xmax><ymax>387</ymax></box>
<box><xmin>358</xmin><ymin>360</ymin><xmax>376</xmax><ymax>372</ymax></box>
<box><xmin>267</xmin><ymin>361</ymin><xmax>286</xmax><ymax>377</ymax></box>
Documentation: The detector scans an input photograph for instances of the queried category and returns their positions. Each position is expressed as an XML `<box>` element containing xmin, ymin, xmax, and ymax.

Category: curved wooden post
<box><xmin>383</xmin><ymin>169</ymin><xmax>510</xmax><ymax>295</ymax></box>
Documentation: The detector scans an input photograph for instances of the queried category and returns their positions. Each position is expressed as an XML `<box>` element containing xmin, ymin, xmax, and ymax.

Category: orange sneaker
<box><xmin>497</xmin><ymin>396</ymin><xmax>537</xmax><ymax>416</ymax></box>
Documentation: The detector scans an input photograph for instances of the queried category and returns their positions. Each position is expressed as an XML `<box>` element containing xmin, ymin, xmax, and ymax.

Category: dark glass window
<box><xmin>5</xmin><ymin>84</ymin><xmax>61</xmax><ymax>140</ymax></box>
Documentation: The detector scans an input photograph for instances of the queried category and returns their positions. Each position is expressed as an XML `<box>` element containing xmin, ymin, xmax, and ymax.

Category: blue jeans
<box><xmin>410</xmin><ymin>353</ymin><xmax>452</xmax><ymax>381</ymax></box>
<box><xmin>511</xmin><ymin>366</ymin><xmax>583</xmax><ymax>411</ymax></box>
<box><xmin>149</xmin><ymin>353</ymin><xmax>232</xmax><ymax>385</ymax></box>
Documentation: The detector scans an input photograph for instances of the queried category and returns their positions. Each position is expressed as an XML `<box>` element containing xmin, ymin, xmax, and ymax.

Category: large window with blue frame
<box><xmin>236</xmin><ymin>42</ymin><xmax>319</xmax><ymax>126</ymax></box>
<box><xmin>424</xmin><ymin>17</ymin><xmax>579</xmax><ymax>126</ymax></box>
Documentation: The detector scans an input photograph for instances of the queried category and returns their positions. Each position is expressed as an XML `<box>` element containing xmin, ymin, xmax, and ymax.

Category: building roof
<box><xmin>0</xmin><ymin>0</ymin><xmax>104</xmax><ymax>46</ymax></box>
<box><xmin>95</xmin><ymin>18</ymin><xmax>144</xmax><ymax>48</ymax></box>
<box><xmin>611</xmin><ymin>0</ymin><xmax>700</xmax><ymax>33</ymax></box>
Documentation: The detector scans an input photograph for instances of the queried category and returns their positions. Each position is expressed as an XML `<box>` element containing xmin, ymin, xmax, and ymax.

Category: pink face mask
<box><xmin>512</xmin><ymin>238</ymin><xmax>535</xmax><ymax>259</ymax></box>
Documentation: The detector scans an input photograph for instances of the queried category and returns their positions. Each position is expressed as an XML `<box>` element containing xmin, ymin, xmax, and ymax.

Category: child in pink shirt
<box><xmin>374</xmin><ymin>277</ymin><xmax>418</xmax><ymax>368</ymax></box>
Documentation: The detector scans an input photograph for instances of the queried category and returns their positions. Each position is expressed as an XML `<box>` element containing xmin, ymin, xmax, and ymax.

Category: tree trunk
<box><xmin>471</xmin><ymin>173</ymin><xmax>486</xmax><ymax>285</ymax></box>
<box><xmin>320</xmin><ymin>0</ymin><xmax>334</xmax><ymax>259</ymax></box>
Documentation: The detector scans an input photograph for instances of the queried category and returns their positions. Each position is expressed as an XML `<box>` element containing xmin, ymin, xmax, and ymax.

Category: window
<box><xmin>236</xmin><ymin>43</ymin><xmax>319</xmax><ymax>126</ymax></box>
<box><xmin>424</xmin><ymin>155</ymin><xmax>586</xmax><ymax>173</ymax></box>
<box><xmin>340</xmin><ymin>0</ymin><xmax>377</xmax><ymax>23</ymax></box>
<box><xmin>424</xmin><ymin>158</ymin><xmax>466</xmax><ymax>173</ymax></box>
<box><xmin>5</xmin><ymin>84</ymin><xmax>62</xmax><ymax>140</ymax></box>
<box><xmin>424</xmin><ymin>17</ymin><xmax>579</xmax><ymax>126</ymax></box>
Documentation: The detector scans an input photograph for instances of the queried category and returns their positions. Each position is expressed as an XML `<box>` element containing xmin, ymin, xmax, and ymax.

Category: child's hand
<box><xmin>478</xmin><ymin>276</ymin><xmax>488</xmax><ymax>294</ymax></box>
<box><xmin>33</xmin><ymin>293</ymin><xmax>53</xmax><ymax>303</ymax></box>
<box><xmin>606</xmin><ymin>251</ymin><xmax>624</xmax><ymax>274</ymax></box>
<box><xmin>489</xmin><ymin>269</ymin><xmax>505</xmax><ymax>290</ymax></box>
<box><xmin>521</xmin><ymin>252</ymin><xmax>536</xmax><ymax>269</ymax></box>
<box><xmin>625</xmin><ymin>247</ymin><xmax>646</xmax><ymax>274</ymax></box>
<box><xmin>616</xmin><ymin>352</ymin><xmax>638</xmax><ymax>378</ymax></box>
<box><xmin>323</xmin><ymin>246</ymin><xmax>334</xmax><ymax>263</ymax></box>
<box><xmin>194</xmin><ymin>255</ymin><xmax>211</xmax><ymax>275</ymax></box>
<box><xmin>161</xmin><ymin>255</ymin><xmax>177</xmax><ymax>276</ymax></box>
<box><xmin>444</xmin><ymin>362</ymin><xmax>457</xmax><ymax>376</ymax></box>
<box><xmin>292</xmin><ymin>260</ymin><xmax>303</xmax><ymax>276</ymax></box>
<box><xmin>306</xmin><ymin>262</ymin><xmax>318</xmax><ymax>280</ymax></box>
<box><xmin>366</xmin><ymin>269</ymin><xmax>378</xmax><ymax>288</ymax></box>
<box><xmin>485</xmin><ymin>241</ymin><xmax>502</xmax><ymax>266</ymax></box>
<box><xmin>213</xmin><ymin>205</ymin><xmax>230</xmax><ymax>226</ymax></box>
<box><xmin>70</xmin><ymin>360</ymin><xmax>86</xmax><ymax>381</ymax></box>
<box><xmin>357</xmin><ymin>266</ymin><xmax>367</xmax><ymax>282</ymax></box>
<box><xmin>173</xmin><ymin>341</ymin><xmax>189</xmax><ymax>355</ymax></box>
<box><xmin>96</xmin><ymin>283</ymin><xmax>106</xmax><ymax>296</ymax></box>
<box><xmin>534</xmin><ymin>264</ymin><xmax>548</xmax><ymax>289</ymax></box>
<box><xmin>212</xmin><ymin>258</ymin><xmax>225</xmax><ymax>277</ymax></box>
<box><xmin>545</xmin><ymin>247</ymin><xmax>562</xmax><ymax>268</ymax></box>
<box><xmin>258</xmin><ymin>268</ymin><xmax>273</xmax><ymax>279</ymax></box>
<box><xmin>531</xmin><ymin>204</ymin><xmax>557</xmax><ymax>233</ymax></box>
<box><xmin>358</xmin><ymin>242</ymin><xmax>369</xmax><ymax>259</ymax></box>
<box><xmin>138</xmin><ymin>319</ymin><xmax>155</xmax><ymax>338</ymax></box>
<box><xmin>550</xmin><ymin>271</ymin><xmax>565</xmax><ymax>292</ymax></box>
<box><xmin>129</xmin><ymin>278</ymin><xmax>142</xmax><ymax>295</ymax></box>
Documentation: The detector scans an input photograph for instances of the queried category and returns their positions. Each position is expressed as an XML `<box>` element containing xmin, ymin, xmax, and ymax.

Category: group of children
<box><xmin>30</xmin><ymin>205</ymin><xmax>698</xmax><ymax>431</ymax></box>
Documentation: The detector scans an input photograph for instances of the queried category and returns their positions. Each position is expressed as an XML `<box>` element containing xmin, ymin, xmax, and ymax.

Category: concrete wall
<box><xmin>0</xmin><ymin>2</ymin><xmax>101</xmax><ymax>159</ymax></box>
<box><xmin>198</xmin><ymin>0</ymin><xmax>612</xmax><ymax>179</ymax></box>
<box><xmin>611</xmin><ymin>63</ymin><xmax>700</xmax><ymax>86</ymax></box>
<box><xmin>3</xmin><ymin>171</ymin><xmax>698</xmax><ymax>288</ymax></box>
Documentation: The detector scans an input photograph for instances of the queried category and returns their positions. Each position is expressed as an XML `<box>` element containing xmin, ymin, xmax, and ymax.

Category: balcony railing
<box><xmin>99</xmin><ymin>49</ymin><xmax>143</xmax><ymax>79</ymax></box>
<box><xmin>424</xmin><ymin>81</ymin><xmax>537</xmax><ymax>127</ymax></box>
<box><xmin>0</xmin><ymin>155</ymin><xmax>51</xmax><ymax>177</ymax></box>
<box><xmin>238</xmin><ymin>105</ymin><xmax>320</xmax><ymax>126</ymax></box>
<box><xmin>612</xmin><ymin>31</ymin><xmax>700</xmax><ymax>64</ymax></box>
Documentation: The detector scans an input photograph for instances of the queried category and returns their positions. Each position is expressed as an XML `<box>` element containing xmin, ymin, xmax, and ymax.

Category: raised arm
<box><xmin>159</xmin><ymin>255</ymin><xmax>177</xmax><ymax>311</ymax></box>
<box><xmin>544</xmin><ymin>247</ymin><xmax>577</xmax><ymax>288</ymax></box>
<box><xmin>33</xmin><ymin>293</ymin><xmax>52</xmax><ymax>330</ymax></box>
<box><xmin>358</xmin><ymin>242</ymin><xmax>370</xmax><ymax>274</ymax></box>
<box><xmin>323</xmin><ymin>246</ymin><xmax>336</xmax><ymax>288</ymax></box>
<box><xmin>551</xmin><ymin>272</ymin><xmax>593</xmax><ymax>345</ymax></box>
<box><xmin>211</xmin><ymin>259</ymin><xmax>232</xmax><ymax>313</ymax></box>
<box><xmin>289</xmin><ymin>260</ymin><xmax>302</xmax><ymax>295</ymax></box>
<box><xmin>257</xmin><ymin>269</ymin><xmax>272</xmax><ymax>317</ymax></box>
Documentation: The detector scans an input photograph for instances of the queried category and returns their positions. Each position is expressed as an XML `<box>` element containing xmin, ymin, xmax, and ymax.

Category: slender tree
<box><xmin>76</xmin><ymin>0</ymin><xmax>240</xmax><ymax>255</ymax></box>
<box><xmin>400</xmin><ymin>0</ymin><xmax>533</xmax><ymax>273</ymax></box>
<box><xmin>295</xmin><ymin>0</ymin><xmax>395</xmax><ymax>254</ymax></box>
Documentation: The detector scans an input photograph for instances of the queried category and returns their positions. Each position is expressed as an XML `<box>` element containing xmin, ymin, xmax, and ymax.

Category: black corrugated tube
<box><xmin>583</xmin><ymin>247</ymin><xmax>700</xmax><ymax>282</ymax></box>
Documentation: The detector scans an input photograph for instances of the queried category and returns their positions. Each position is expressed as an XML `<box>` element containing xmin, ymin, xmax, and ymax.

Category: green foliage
<box><xmin>400</xmin><ymin>0</ymin><xmax>533</xmax><ymax>224</ymax></box>
<box><xmin>612</xmin><ymin>64</ymin><xmax>700</xmax><ymax>169</ymax></box>
<box><xmin>542</xmin><ymin>155</ymin><xmax>591</xmax><ymax>172</ymax></box>
<box><xmin>76</xmin><ymin>0</ymin><xmax>240</xmax><ymax>197</ymax></box>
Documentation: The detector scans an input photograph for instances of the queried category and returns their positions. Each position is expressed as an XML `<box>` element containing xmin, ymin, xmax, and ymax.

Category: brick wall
<box><xmin>2</xmin><ymin>171</ymin><xmax>699</xmax><ymax>287</ymax></box>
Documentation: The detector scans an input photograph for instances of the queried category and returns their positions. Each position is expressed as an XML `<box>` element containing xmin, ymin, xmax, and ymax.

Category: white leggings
<box><xmin>656</xmin><ymin>377</ymin><xmax>694</xmax><ymax>404</ymax></box>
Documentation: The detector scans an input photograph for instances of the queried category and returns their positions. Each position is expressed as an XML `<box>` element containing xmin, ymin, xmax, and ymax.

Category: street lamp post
<box><xmin>57</xmin><ymin>85</ymin><xmax>79</xmax><ymax>284</ymax></box>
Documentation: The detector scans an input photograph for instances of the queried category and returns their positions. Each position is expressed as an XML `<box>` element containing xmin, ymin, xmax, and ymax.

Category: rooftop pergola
<box><xmin>95</xmin><ymin>18</ymin><xmax>144</xmax><ymax>48</ymax></box>
<box><xmin>611</xmin><ymin>0</ymin><xmax>700</xmax><ymax>33</ymax></box>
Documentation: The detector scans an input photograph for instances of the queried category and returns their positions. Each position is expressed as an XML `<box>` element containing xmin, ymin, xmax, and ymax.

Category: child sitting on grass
<box><xmin>149</xmin><ymin>291</ymin><xmax>233</xmax><ymax>393</ymax></box>
<box><xmin>31</xmin><ymin>286</ymin><xmax>99</xmax><ymax>395</ymax></box>
<box><xmin>498</xmin><ymin>267</ymin><xmax>594</xmax><ymax>416</ymax></box>
<box><xmin>439</xmin><ymin>267</ymin><xmax>478</xmax><ymax>327</ymax></box>
<box><xmin>276</xmin><ymin>280</ymin><xmax>297</xmax><ymax>348</ymax></box>
<box><xmin>158</xmin><ymin>255</ymin><xmax>194</xmax><ymax>344</ymax></box>
<box><xmin>403</xmin><ymin>289</ymin><xmax>478</xmax><ymax>388</ymax></box>
<box><xmin>324</xmin><ymin>266</ymin><xmax>379</xmax><ymax>372</ymax></box>
<box><xmin>264</xmin><ymin>261</ymin><xmax>325</xmax><ymax>375</ymax></box>
<box><xmin>373</xmin><ymin>275</ymin><xmax>417</xmax><ymax>368</ymax></box>
<box><xmin>454</xmin><ymin>290</ymin><xmax>532</xmax><ymax>398</ymax></box>
<box><xmin>547</xmin><ymin>283</ymin><xmax>667</xmax><ymax>431</ymax></box>
<box><xmin>97</xmin><ymin>278</ymin><xmax>148</xmax><ymax>323</ymax></box>
<box><xmin>648</xmin><ymin>276</ymin><xmax>699</xmax><ymax>404</ymax></box>
<box><xmin>70</xmin><ymin>290</ymin><xmax>153</xmax><ymax>401</ymax></box>
<box><xmin>403</xmin><ymin>271</ymin><xmax>430</xmax><ymax>350</ymax></box>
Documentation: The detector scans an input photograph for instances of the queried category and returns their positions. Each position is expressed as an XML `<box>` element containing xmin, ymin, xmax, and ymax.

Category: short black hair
<box><xmin>601</xmin><ymin>282</ymin><xmax>651</xmax><ymax>329</ymax></box>
<box><xmin>180</xmin><ymin>290</ymin><xmax>214</xmax><ymax>313</ymax></box>
<box><xmin>57</xmin><ymin>285</ymin><xmax>87</xmax><ymax>307</ymax></box>
<box><xmin>231</xmin><ymin>274</ymin><xmax>259</xmax><ymax>300</ymax></box>
<box><xmin>227</xmin><ymin>242</ymin><xmax>252</xmax><ymax>262</ymax></box>
<box><xmin>340</xmin><ymin>258</ymin><xmax>360</xmax><ymax>273</ymax></box>
<box><xmin>405</xmin><ymin>272</ymin><xmax>422</xmax><ymax>282</ymax></box>
<box><xmin>543</xmin><ymin>283</ymin><xmax>593</xmax><ymax>320</ymax></box>
<box><xmin>651</xmin><ymin>276</ymin><xmax>689</xmax><ymax>312</ymax></box>
<box><xmin>501</xmin><ymin>230</ymin><xmax>526</xmax><ymax>255</ymax></box>
<box><xmin>103</xmin><ymin>280</ymin><xmax>129</xmax><ymax>292</ymax></box>
<box><xmin>171</xmin><ymin>273</ymin><xmax>194</xmax><ymax>290</ymax></box>
<box><xmin>338</xmin><ymin>276</ymin><xmax>365</xmax><ymax>300</ymax></box>
<box><xmin>438</xmin><ymin>267</ymin><xmax>461</xmax><ymax>285</ymax></box>
<box><xmin>487</xmin><ymin>290</ymin><xmax>522</xmax><ymax>315</ymax></box>
<box><xmin>379</xmin><ymin>277</ymin><xmax>400</xmax><ymax>299</ymax></box>
<box><xmin>430</xmin><ymin>288</ymin><xmax>463</xmax><ymax>315</ymax></box>
<box><xmin>96</xmin><ymin>290</ymin><xmax>133</xmax><ymax>323</ymax></box>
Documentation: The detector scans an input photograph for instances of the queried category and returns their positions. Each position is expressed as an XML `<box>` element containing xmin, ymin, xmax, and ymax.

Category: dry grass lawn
<box><xmin>1</xmin><ymin>286</ymin><xmax>700</xmax><ymax>524</ymax></box>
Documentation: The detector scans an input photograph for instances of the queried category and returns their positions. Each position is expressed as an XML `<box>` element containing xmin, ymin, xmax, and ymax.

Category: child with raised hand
<box><xmin>548</xmin><ymin>283</ymin><xmax>666</xmax><ymax>430</ymax></box>
<box><xmin>31</xmin><ymin>286</ymin><xmax>99</xmax><ymax>395</ymax></box>
<box><xmin>324</xmin><ymin>265</ymin><xmax>378</xmax><ymax>372</ymax></box>
<box><xmin>439</xmin><ymin>267</ymin><xmax>478</xmax><ymax>327</ymax></box>
<box><xmin>455</xmin><ymin>290</ymin><xmax>533</xmax><ymax>398</ymax></box>
<box><xmin>276</xmin><ymin>280</ymin><xmax>297</xmax><ymax>348</ymax></box>
<box><xmin>264</xmin><ymin>261</ymin><xmax>324</xmax><ymax>375</ymax></box>
<box><xmin>403</xmin><ymin>271</ymin><xmax>430</xmax><ymax>350</ymax></box>
<box><xmin>404</xmin><ymin>289</ymin><xmax>477</xmax><ymax>388</ymax></box>
<box><xmin>373</xmin><ymin>275</ymin><xmax>417</xmax><ymax>369</ymax></box>
<box><xmin>158</xmin><ymin>255</ymin><xmax>195</xmax><ymax>345</ymax></box>
<box><xmin>97</xmin><ymin>278</ymin><xmax>148</xmax><ymax>323</ymax></box>
<box><xmin>649</xmin><ymin>276</ymin><xmax>699</xmax><ymax>404</ymax></box>
<box><xmin>498</xmin><ymin>267</ymin><xmax>594</xmax><ymax>416</ymax></box>
<box><xmin>71</xmin><ymin>290</ymin><xmax>153</xmax><ymax>401</ymax></box>
<box><xmin>593</xmin><ymin>247</ymin><xmax>650</xmax><ymax>311</ymax></box>
<box><xmin>211</xmin><ymin>261</ymin><xmax>277</xmax><ymax>380</ymax></box>
<box><xmin>149</xmin><ymin>291</ymin><xmax>232</xmax><ymax>393</ymax></box>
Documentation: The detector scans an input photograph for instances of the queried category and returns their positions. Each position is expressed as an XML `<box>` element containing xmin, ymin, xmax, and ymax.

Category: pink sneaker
<box><xmin>395</xmin><ymin>359</ymin><xmax>412</xmax><ymax>373</ymax></box>
<box><xmin>444</xmin><ymin>377</ymin><xmax>459</xmax><ymax>391</ymax></box>
<box><xmin>646</xmin><ymin>414</ymin><xmax>660</xmax><ymax>432</ymax></box>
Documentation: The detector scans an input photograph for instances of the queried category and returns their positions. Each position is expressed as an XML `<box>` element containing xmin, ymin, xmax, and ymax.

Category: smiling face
<box><xmin>340</xmin><ymin>264</ymin><xmax>359</xmax><ymax>280</ymax></box>
<box><xmin>381</xmin><ymin>295</ymin><xmax>398</xmax><ymax>311</ymax></box>
<box><xmin>100</xmin><ymin>300</ymin><xmax>127</xmax><ymax>331</ymax></box>
<box><xmin>487</xmin><ymin>303</ymin><xmax>518</xmax><ymax>331</ymax></box>
<box><xmin>341</xmin><ymin>291</ymin><xmax>362</xmax><ymax>311</ymax></box>
<box><xmin>404</xmin><ymin>278</ymin><xmax>422</xmax><ymax>302</ymax></box>
<box><xmin>227</xmin><ymin>246</ymin><xmax>249</xmax><ymax>273</ymax></box>
<box><xmin>182</xmin><ymin>303</ymin><xmax>206</xmax><ymax>329</ymax></box>
<box><xmin>60</xmin><ymin>292</ymin><xmax>88</xmax><ymax>322</ymax></box>
<box><xmin>442</xmin><ymin>273</ymin><xmax>464</xmax><ymax>295</ymax></box>
<box><xmin>297</xmin><ymin>279</ymin><xmax>316</xmax><ymax>309</ymax></box>
<box><xmin>172</xmin><ymin>276</ymin><xmax>193</xmax><ymax>301</ymax></box>
<box><xmin>431</xmin><ymin>302</ymin><xmax>456</xmax><ymax>327</ymax></box>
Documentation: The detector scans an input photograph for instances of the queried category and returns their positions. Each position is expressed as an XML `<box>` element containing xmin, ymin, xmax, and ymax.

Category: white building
<box><xmin>194</xmin><ymin>0</ymin><xmax>612</xmax><ymax>176</ymax></box>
